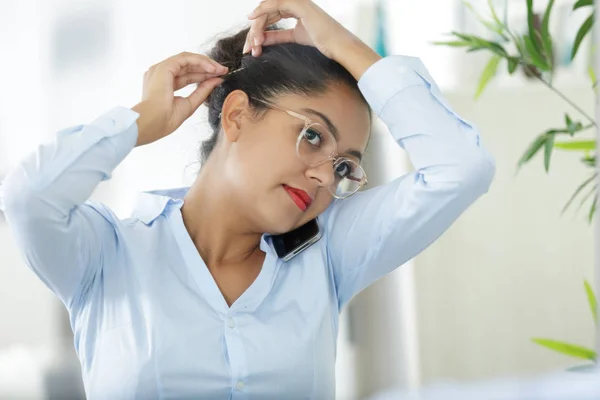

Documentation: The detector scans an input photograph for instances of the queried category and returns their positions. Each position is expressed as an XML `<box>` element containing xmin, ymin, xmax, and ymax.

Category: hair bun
<box><xmin>207</xmin><ymin>27</ymin><xmax>249</xmax><ymax>72</ymax></box>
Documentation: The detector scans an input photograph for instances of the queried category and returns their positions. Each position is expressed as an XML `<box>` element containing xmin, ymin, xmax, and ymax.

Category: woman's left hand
<box><xmin>243</xmin><ymin>0</ymin><xmax>359</xmax><ymax>61</ymax></box>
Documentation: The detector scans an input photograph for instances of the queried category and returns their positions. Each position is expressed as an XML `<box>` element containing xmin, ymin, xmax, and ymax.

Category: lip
<box><xmin>283</xmin><ymin>185</ymin><xmax>313</xmax><ymax>212</ymax></box>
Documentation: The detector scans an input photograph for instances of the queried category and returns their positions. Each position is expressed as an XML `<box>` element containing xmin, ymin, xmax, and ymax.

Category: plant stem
<box><xmin>532</xmin><ymin>71</ymin><xmax>597</xmax><ymax>126</ymax></box>
<box><xmin>503</xmin><ymin>26</ymin><xmax>596</xmax><ymax>126</ymax></box>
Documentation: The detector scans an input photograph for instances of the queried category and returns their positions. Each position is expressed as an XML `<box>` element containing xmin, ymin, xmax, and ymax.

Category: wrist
<box><xmin>132</xmin><ymin>101</ymin><xmax>166</xmax><ymax>147</ymax></box>
<box><xmin>332</xmin><ymin>38</ymin><xmax>382</xmax><ymax>81</ymax></box>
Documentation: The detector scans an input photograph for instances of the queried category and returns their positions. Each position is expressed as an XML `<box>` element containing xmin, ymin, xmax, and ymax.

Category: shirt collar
<box><xmin>132</xmin><ymin>186</ymin><xmax>275</xmax><ymax>254</ymax></box>
<box><xmin>132</xmin><ymin>186</ymin><xmax>189</xmax><ymax>225</ymax></box>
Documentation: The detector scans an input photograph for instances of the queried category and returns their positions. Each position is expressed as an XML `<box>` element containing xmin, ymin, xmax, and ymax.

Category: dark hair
<box><xmin>200</xmin><ymin>25</ymin><xmax>371</xmax><ymax>164</ymax></box>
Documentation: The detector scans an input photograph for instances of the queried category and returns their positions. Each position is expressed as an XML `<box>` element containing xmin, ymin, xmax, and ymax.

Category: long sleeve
<box><xmin>326</xmin><ymin>56</ymin><xmax>496</xmax><ymax>309</ymax></box>
<box><xmin>0</xmin><ymin>106</ymin><xmax>139</xmax><ymax>309</ymax></box>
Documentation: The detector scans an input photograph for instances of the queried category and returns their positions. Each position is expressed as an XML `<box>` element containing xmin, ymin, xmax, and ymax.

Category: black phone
<box><xmin>272</xmin><ymin>218</ymin><xmax>322</xmax><ymax>261</ymax></box>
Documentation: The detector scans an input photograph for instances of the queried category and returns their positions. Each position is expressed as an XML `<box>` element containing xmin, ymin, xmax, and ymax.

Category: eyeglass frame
<box><xmin>249</xmin><ymin>97</ymin><xmax>368</xmax><ymax>199</ymax></box>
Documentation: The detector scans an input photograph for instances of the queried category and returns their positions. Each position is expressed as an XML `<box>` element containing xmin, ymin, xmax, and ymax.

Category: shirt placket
<box><xmin>224</xmin><ymin>310</ymin><xmax>249</xmax><ymax>400</ymax></box>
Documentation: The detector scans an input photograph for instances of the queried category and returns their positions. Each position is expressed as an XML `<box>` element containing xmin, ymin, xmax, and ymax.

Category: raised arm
<box><xmin>324</xmin><ymin>55</ymin><xmax>495</xmax><ymax>308</ymax></box>
<box><xmin>0</xmin><ymin>53</ymin><xmax>227</xmax><ymax>308</ymax></box>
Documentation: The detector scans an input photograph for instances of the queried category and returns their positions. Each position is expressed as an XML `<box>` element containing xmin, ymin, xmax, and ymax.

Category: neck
<box><xmin>181</xmin><ymin>161</ymin><xmax>264</xmax><ymax>269</ymax></box>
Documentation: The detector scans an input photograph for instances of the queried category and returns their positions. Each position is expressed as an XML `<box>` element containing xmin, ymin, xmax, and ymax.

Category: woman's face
<box><xmin>219</xmin><ymin>84</ymin><xmax>371</xmax><ymax>235</ymax></box>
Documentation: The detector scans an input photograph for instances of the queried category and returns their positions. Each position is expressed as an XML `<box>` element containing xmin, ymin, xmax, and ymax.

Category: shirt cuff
<box><xmin>357</xmin><ymin>55</ymin><xmax>474</xmax><ymax>130</ymax></box>
<box><xmin>91</xmin><ymin>106</ymin><xmax>140</xmax><ymax>161</ymax></box>
<box><xmin>357</xmin><ymin>55</ymin><xmax>436</xmax><ymax>116</ymax></box>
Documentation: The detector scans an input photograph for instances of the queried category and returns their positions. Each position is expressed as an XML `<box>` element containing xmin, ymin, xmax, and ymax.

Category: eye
<box><xmin>303</xmin><ymin>127</ymin><xmax>323</xmax><ymax>147</ymax></box>
<box><xmin>335</xmin><ymin>161</ymin><xmax>353</xmax><ymax>179</ymax></box>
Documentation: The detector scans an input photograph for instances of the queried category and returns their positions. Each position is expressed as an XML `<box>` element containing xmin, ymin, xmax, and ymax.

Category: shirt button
<box><xmin>227</xmin><ymin>318</ymin><xmax>235</xmax><ymax>329</ymax></box>
<box><xmin>235</xmin><ymin>381</ymin><xmax>245</xmax><ymax>391</ymax></box>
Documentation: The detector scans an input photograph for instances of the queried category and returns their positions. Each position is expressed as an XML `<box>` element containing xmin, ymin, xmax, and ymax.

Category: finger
<box><xmin>243</xmin><ymin>14</ymin><xmax>271</xmax><ymax>54</ymax></box>
<box><xmin>173</xmin><ymin>72</ymin><xmax>224</xmax><ymax>91</ymax></box>
<box><xmin>248</xmin><ymin>0</ymin><xmax>304</xmax><ymax>20</ymax></box>
<box><xmin>252</xmin><ymin>12</ymin><xmax>284</xmax><ymax>47</ymax></box>
<box><xmin>164</xmin><ymin>52</ymin><xmax>227</xmax><ymax>76</ymax></box>
<box><xmin>250</xmin><ymin>14</ymin><xmax>271</xmax><ymax>56</ymax></box>
<box><xmin>247</xmin><ymin>0</ymin><xmax>298</xmax><ymax>20</ymax></box>
<box><xmin>185</xmin><ymin>77</ymin><xmax>224</xmax><ymax>114</ymax></box>
<box><xmin>264</xmin><ymin>12</ymin><xmax>284</xmax><ymax>27</ymax></box>
<box><xmin>261</xmin><ymin>29</ymin><xmax>295</xmax><ymax>46</ymax></box>
<box><xmin>180</xmin><ymin>63</ymin><xmax>228</xmax><ymax>76</ymax></box>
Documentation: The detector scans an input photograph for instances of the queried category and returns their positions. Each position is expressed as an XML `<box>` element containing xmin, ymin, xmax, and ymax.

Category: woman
<box><xmin>0</xmin><ymin>1</ymin><xmax>495</xmax><ymax>399</ymax></box>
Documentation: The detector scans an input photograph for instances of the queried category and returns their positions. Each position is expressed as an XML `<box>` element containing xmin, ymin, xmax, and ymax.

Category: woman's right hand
<box><xmin>132</xmin><ymin>52</ymin><xmax>228</xmax><ymax>147</ymax></box>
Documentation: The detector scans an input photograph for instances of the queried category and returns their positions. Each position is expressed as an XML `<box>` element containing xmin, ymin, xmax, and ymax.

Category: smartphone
<box><xmin>272</xmin><ymin>218</ymin><xmax>322</xmax><ymax>261</ymax></box>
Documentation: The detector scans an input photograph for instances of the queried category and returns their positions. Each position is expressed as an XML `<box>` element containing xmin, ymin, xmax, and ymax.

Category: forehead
<box><xmin>277</xmin><ymin>85</ymin><xmax>371</xmax><ymax>154</ymax></box>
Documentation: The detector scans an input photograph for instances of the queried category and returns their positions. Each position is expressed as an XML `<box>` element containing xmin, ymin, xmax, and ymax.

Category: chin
<box><xmin>254</xmin><ymin>189</ymin><xmax>322</xmax><ymax>235</ymax></box>
<box><xmin>257</xmin><ymin>204</ymin><xmax>305</xmax><ymax>235</ymax></box>
<box><xmin>268</xmin><ymin>214</ymin><xmax>303</xmax><ymax>235</ymax></box>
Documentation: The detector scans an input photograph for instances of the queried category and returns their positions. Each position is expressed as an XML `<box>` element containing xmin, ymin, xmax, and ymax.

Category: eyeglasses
<box><xmin>249</xmin><ymin>97</ymin><xmax>368</xmax><ymax>199</ymax></box>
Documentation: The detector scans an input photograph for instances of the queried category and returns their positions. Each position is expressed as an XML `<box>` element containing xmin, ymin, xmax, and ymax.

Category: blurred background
<box><xmin>0</xmin><ymin>0</ymin><xmax>597</xmax><ymax>399</ymax></box>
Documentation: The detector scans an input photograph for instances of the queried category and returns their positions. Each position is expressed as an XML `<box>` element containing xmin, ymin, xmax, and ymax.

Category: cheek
<box><xmin>311</xmin><ymin>191</ymin><xmax>334</xmax><ymax>217</ymax></box>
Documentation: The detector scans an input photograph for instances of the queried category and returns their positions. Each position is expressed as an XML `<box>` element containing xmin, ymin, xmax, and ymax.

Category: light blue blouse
<box><xmin>0</xmin><ymin>55</ymin><xmax>495</xmax><ymax>399</ymax></box>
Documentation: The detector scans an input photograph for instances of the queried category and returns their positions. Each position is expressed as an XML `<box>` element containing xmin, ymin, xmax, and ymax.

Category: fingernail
<box><xmin>242</xmin><ymin>43</ymin><xmax>249</xmax><ymax>54</ymax></box>
<box><xmin>252</xmin><ymin>48</ymin><xmax>257</xmax><ymax>57</ymax></box>
<box><xmin>253</xmin><ymin>37</ymin><xmax>259</xmax><ymax>46</ymax></box>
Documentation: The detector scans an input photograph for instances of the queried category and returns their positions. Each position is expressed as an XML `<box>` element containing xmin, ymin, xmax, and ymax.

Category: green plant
<box><xmin>531</xmin><ymin>279</ymin><xmax>597</xmax><ymax>370</ymax></box>
<box><xmin>434</xmin><ymin>0</ymin><xmax>597</xmax><ymax>223</ymax></box>
<box><xmin>434</xmin><ymin>0</ymin><xmax>597</xmax><ymax>368</ymax></box>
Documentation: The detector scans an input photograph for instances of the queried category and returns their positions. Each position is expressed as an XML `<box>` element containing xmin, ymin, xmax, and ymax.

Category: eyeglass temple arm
<box><xmin>251</xmin><ymin>97</ymin><xmax>311</xmax><ymax>125</ymax></box>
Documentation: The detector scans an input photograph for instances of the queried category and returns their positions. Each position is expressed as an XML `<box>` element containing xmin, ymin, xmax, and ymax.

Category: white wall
<box><xmin>415</xmin><ymin>83</ymin><xmax>596</xmax><ymax>384</ymax></box>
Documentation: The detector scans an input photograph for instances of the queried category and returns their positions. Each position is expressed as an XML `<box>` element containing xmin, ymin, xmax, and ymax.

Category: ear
<box><xmin>220</xmin><ymin>90</ymin><xmax>251</xmax><ymax>143</ymax></box>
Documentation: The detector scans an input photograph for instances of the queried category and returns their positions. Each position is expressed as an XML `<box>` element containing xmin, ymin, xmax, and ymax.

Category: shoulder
<box><xmin>128</xmin><ymin>187</ymin><xmax>189</xmax><ymax>225</ymax></box>
<box><xmin>79</xmin><ymin>186</ymin><xmax>190</xmax><ymax>231</ymax></box>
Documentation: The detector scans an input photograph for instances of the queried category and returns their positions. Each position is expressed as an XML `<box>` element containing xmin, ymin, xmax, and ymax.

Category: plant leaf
<box><xmin>573</xmin><ymin>0</ymin><xmax>593</xmax><ymax>11</ymax></box>
<box><xmin>453</xmin><ymin>32</ymin><xmax>508</xmax><ymax>57</ymax></box>
<box><xmin>518</xmin><ymin>134</ymin><xmax>547</xmax><ymax>168</ymax></box>
<box><xmin>561</xmin><ymin>173</ymin><xmax>598</xmax><ymax>214</ymax></box>
<box><xmin>584</xmin><ymin>280</ymin><xmax>597</xmax><ymax>325</ymax></box>
<box><xmin>531</xmin><ymin>338</ymin><xmax>597</xmax><ymax>361</ymax></box>
<box><xmin>554</xmin><ymin>140</ymin><xmax>596</xmax><ymax>151</ymax></box>
<box><xmin>571</xmin><ymin>13</ymin><xmax>594</xmax><ymax>61</ymax></box>
<box><xmin>507</xmin><ymin>57</ymin><xmax>519</xmax><ymax>74</ymax></box>
<box><xmin>476</xmin><ymin>55</ymin><xmax>502</xmax><ymax>99</ymax></box>
<box><xmin>544</xmin><ymin>134</ymin><xmax>554</xmax><ymax>172</ymax></box>
<box><xmin>561</xmin><ymin>115</ymin><xmax>587</xmax><ymax>136</ymax></box>
<box><xmin>432</xmin><ymin>40</ymin><xmax>472</xmax><ymax>47</ymax></box>
<box><xmin>589</xmin><ymin>193</ymin><xmax>598</xmax><ymax>223</ymax></box>
<box><xmin>463</xmin><ymin>1</ymin><xmax>507</xmax><ymax>39</ymax></box>
<box><xmin>565</xmin><ymin>113</ymin><xmax>574</xmax><ymax>131</ymax></box>
<box><xmin>525</xmin><ymin>0</ymin><xmax>548</xmax><ymax>69</ymax></box>
<box><xmin>514</xmin><ymin>36</ymin><xmax>528</xmax><ymax>59</ymax></box>
<box><xmin>526</xmin><ymin>0</ymin><xmax>537</xmax><ymax>39</ymax></box>
<box><xmin>588</xmin><ymin>65</ymin><xmax>597</xmax><ymax>87</ymax></box>
<box><xmin>567</xmin><ymin>363</ymin><xmax>598</xmax><ymax>372</ymax></box>
<box><xmin>488</xmin><ymin>0</ymin><xmax>504</xmax><ymax>27</ymax></box>
<box><xmin>541</xmin><ymin>0</ymin><xmax>555</xmax><ymax>70</ymax></box>
<box><xmin>524</xmin><ymin>34</ymin><xmax>550</xmax><ymax>70</ymax></box>
<box><xmin>581</xmin><ymin>154</ymin><xmax>596</xmax><ymax>168</ymax></box>
<box><xmin>576</xmin><ymin>183</ymin><xmax>597</xmax><ymax>214</ymax></box>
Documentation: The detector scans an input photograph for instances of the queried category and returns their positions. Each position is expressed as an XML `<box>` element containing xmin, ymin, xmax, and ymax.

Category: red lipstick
<box><xmin>283</xmin><ymin>185</ymin><xmax>312</xmax><ymax>212</ymax></box>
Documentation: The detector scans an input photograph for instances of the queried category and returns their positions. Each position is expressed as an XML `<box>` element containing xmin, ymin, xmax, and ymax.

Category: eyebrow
<box><xmin>301</xmin><ymin>108</ymin><xmax>364</xmax><ymax>163</ymax></box>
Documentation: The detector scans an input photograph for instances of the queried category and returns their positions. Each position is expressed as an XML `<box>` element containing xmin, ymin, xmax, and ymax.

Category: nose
<box><xmin>305</xmin><ymin>160</ymin><xmax>336</xmax><ymax>189</ymax></box>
